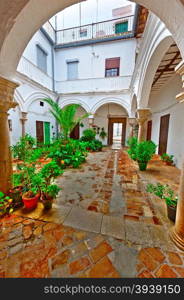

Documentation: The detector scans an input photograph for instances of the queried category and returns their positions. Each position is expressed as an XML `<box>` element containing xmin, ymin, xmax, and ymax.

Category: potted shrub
<box><xmin>80</xmin><ymin>128</ymin><xmax>96</xmax><ymax>142</ymax></box>
<box><xmin>161</xmin><ymin>153</ymin><xmax>174</xmax><ymax>166</ymax></box>
<box><xmin>39</xmin><ymin>161</ymin><xmax>63</xmax><ymax>209</ymax></box>
<box><xmin>135</xmin><ymin>140</ymin><xmax>157</xmax><ymax>171</ymax></box>
<box><xmin>147</xmin><ymin>183</ymin><xmax>178</xmax><ymax>222</ymax></box>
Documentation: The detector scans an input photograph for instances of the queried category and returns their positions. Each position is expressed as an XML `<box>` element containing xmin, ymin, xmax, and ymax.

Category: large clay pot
<box><xmin>22</xmin><ymin>193</ymin><xmax>40</xmax><ymax>210</ymax></box>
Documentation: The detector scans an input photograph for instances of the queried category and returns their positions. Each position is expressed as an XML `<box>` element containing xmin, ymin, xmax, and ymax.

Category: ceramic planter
<box><xmin>22</xmin><ymin>193</ymin><xmax>40</xmax><ymax>210</ymax></box>
<box><xmin>167</xmin><ymin>205</ymin><xmax>176</xmax><ymax>222</ymax></box>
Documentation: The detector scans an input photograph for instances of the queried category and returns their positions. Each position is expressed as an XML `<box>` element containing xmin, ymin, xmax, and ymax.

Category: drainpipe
<box><xmin>132</xmin><ymin>4</ymin><xmax>140</xmax><ymax>38</ymax></box>
<box><xmin>56</xmin><ymin>95</ymin><xmax>60</xmax><ymax>138</ymax></box>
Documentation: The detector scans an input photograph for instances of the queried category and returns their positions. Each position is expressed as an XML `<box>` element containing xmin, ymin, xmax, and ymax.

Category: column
<box><xmin>20</xmin><ymin>112</ymin><xmax>28</xmax><ymax>137</ymax></box>
<box><xmin>88</xmin><ymin>114</ymin><xmax>94</xmax><ymax>128</ymax></box>
<box><xmin>128</xmin><ymin>117</ymin><xmax>137</xmax><ymax>138</ymax></box>
<box><xmin>0</xmin><ymin>77</ymin><xmax>18</xmax><ymax>193</ymax></box>
<box><xmin>137</xmin><ymin>108</ymin><xmax>151</xmax><ymax>142</ymax></box>
<box><xmin>170</xmin><ymin>61</ymin><xmax>184</xmax><ymax>250</ymax></box>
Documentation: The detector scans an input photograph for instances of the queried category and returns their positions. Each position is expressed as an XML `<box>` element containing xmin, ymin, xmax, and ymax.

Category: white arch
<box><xmin>1</xmin><ymin>0</ymin><xmax>184</xmax><ymax>80</ymax></box>
<box><xmin>91</xmin><ymin>97</ymin><xmax>130</xmax><ymax>116</ymax></box>
<box><xmin>59</xmin><ymin>98</ymin><xmax>90</xmax><ymax>113</ymax></box>
<box><xmin>24</xmin><ymin>91</ymin><xmax>53</xmax><ymax>111</ymax></box>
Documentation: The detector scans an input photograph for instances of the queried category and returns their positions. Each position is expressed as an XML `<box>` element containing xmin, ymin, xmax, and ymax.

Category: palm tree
<box><xmin>43</xmin><ymin>98</ymin><xmax>89</xmax><ymax>140</ymax></box>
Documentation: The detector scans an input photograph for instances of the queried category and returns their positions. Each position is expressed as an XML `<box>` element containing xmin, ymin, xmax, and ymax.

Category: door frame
<box><xmin>108</xmin><ymin>117</ymin><xmax>127</xmax><ymax>146</ymax></box>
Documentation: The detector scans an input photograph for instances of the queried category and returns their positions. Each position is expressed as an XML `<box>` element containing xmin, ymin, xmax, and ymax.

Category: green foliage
<box><xmin>48</xmin><ymin>139</ymin><xmax>88</xmax><ymax>169</ymax></box>
<box><xmin>147</xmin><ymin>183</ymin><xmax>178</xmax><ymax>207</ymax></box>
<box><xmin>80</xmin><ymin>128</ymin><xmax>96</xmax><ymax>142</ymax></box>
<box><xmin>86</xmin><ymin>139</ymin><xmax>103</xmax><ymax>152</ymax></box>
<box><xmin>127</xmin><ymin>137</ymin><xmax>138</xmax><ymax>161</ymax></box>
<box><xmin>0</xmin><ymin>191</ymin><xmax>14</xmax><ymax>216</ymax></box>
<box><xmin>161</xmin><ymin>153</ymin><xmax>174</xmax><ymax>164</ymax></box>
<box><xmin>135</xmin><ymin>140</ymin><xmax>157</xmax><ymax>163</ymax></box>
<box><xmin>11</xmin><ymin>134</ymin><xmax>36</xmax><ymax>161</ymax></box>
<box><xmin>43</xmin><ymin>98</ymin><xmax>89</xmax><ymax>140</ymax></box>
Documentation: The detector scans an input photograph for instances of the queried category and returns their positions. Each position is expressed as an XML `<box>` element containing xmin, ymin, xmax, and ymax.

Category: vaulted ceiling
<box><xmin>151</xmin><ymin>44</ymin><xmax>182</xmax><ymax>93</ymax></box>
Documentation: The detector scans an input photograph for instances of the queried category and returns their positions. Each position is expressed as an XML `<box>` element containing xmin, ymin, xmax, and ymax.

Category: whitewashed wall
<box><xmin>149</xmin><ymin>75</ymin><xmax>184</xmax><ymax>168</ymax></box>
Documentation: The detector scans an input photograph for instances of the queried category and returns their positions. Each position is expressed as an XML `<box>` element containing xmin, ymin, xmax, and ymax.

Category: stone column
<box><xmin>170</xmin><ymin>61</ymin><xmax>184</xmax><ymax>250</ymax></box>
<box><xmin>128</xmin><ymin>117</ymin><xmax>137</xmax><ymax>138</ymax></box>
<box><xmin>0</xmin><ymin>77</ymin><xmax>18</xmax><ymax>193</ymax></box>
<box><xmin>20</xmin><ymin>112</ymin><xmax>28</xmax><ymax>137</ymax></box>
<box><xmin>137</xmin><ymin>109</ymin><xmax>151</xmax><ymax>142</ymax></box>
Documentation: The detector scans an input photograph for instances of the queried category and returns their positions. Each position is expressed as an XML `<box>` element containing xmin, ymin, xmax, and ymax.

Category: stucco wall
<box><xmin>149</xmin><ymin>75</ymin><xmax>184</xmax><ymax>168</ymax></box>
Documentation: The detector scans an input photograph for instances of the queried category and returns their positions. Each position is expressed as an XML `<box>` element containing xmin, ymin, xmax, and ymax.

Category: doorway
<box><xmin>158</xmin><ymin>114</ymin><xmax>170</xmax><ymax>155</ymax></box>
<box><xmin>36</xmin><ymin>121</ymin><xmax>51</xmax><ymax>145</ymax></box>
<box><xmin>70</xmin><ymin>123</ymin><xmax>80</xmax><ymax>139</ymax></box>
<box><xmin>108</xmin><ymin>118</ymin><xmax>127</xmax><ymax>146</ymax></box>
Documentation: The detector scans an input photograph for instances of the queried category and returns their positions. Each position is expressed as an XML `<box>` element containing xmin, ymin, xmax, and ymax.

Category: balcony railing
<box><xmin>55</xmin><ymin>76</ymin><xmax>132</xmax><ymax>94</ymax></box>
<box><xmin>56</xmin><ymin>15</ymin><xmax>134</xmax><ymax>45</ymax></box>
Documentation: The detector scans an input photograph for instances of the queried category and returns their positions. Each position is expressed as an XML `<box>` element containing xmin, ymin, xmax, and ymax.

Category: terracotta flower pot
<box><xmin>22</xmin><ymin>193</ymin><xmax>40</xmax><ymax>211</ymax></box>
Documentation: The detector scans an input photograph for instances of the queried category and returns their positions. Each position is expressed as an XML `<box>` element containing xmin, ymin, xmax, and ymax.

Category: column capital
<box><xmin>0</xmin><ymin>77</ymin><xmax>19</xmax><ymax>112</ymax></box>
<box><xmin>20</xmin><ymin>111</ymin><xmax>28</xmax><ymax>121</ymax></box>
<box><xmin>175</xmin><ymin>61</ymin><xmax>184</xmax><ymax>102</ymax></box>
<box><xmin>128</xmin><ymin>117</ymin><xmax>137</xmax><ymax>127</ymax></box>
<box><xmin>137</xmin><ymin>108</ymin><xmax>151</xmax><ymax>125</ymax></box>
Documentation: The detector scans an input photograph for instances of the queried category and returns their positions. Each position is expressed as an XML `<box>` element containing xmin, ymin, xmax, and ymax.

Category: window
<box><xmin>67</xmin><ymin>60</ymin><xmax>79</xmax><ymax>80</ymax></box>
<box><xmin>105</xmin><ymin>57</ymin><xmax>120</xmax><ymax>77</ymax></box>
<box><xmin>36</xmin><ymin>45</ymin><xmax>47</xmax><ymax>73</ymax></box>
<box><xmin>8</xmin><ymin>120</ymin><xmax>12</xmax><ymax>131</ymax></box>
<box><xmin>115</xmin><ymin>21</ymin><xmax>128</xmax><ymax>34</ymax></box>
<box><xmin>40</xmin><ymin>101</ymin><xmax>44</xmax><ymax>107</ymax></box>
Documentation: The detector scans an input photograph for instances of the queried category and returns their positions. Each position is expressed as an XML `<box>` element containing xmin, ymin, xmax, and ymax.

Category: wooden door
<box><xmin>70</xmin><ymin>123</ymin><xmax>80</xmax><ymax>140</ymax></box>
<box><xmin>44</xmin><ymin>122</ymin><xmax>50</xmax><ymax>145</ymax></box>
<box><xmin>108</xmin><ymin>118</ymin><xmax>127</xmax><ymax>146</ymax></box>
<box><xmin>158</xmin><ymin>114</ymin><xmax>170</xmax><ymax>155</ymax></box>
<box><xmin>36</xmin><ymin>121</ymin><xmax>44</xmax><ymax>144</ymax></box>
<box><xmin>147</xmin><ymin>120</ymin><xmax>152</xmax><ymax>141</ymax></box>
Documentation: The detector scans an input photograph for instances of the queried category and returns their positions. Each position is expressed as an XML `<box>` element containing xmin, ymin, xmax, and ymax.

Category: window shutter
<box><xmin>37</xmin><ymin>45</ymin><xmax>47</xmax><ymax>73</ymax></box>
<box><xmin>67</xmin><ymin>61</ymin><xmax>78</xmax><ymax>80</ymax></box>
<box><xmin>105</xmin><ymin>57</ymin><xmax>120</xmax><ymax>69</ymax></box>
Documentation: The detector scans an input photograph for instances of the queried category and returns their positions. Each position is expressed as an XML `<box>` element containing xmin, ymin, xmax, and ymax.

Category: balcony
<box><xmin>55</xmin><ymin>76</ymin><xmax>132</xmax><ymax>94</ymax></box>
<box><xmin>56</xmin><ymin>15</ymin><xmax>135</xmax><ymax>46</ymax></box>
<box><xmin>42</xmin><ymin>15</ymin><xmax>135</xmax><ymax>47</ymax></box>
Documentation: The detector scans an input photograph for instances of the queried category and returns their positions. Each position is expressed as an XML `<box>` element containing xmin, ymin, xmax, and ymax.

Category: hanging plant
<box><xmin>80</xmin><ymin>122</ymin><xmax>84</xmax><ymax>128</ymax></box>
<box><xmin>99</xmin><ymin>128</ymin><xmax>107</xmax><ymax>140</ymax></box>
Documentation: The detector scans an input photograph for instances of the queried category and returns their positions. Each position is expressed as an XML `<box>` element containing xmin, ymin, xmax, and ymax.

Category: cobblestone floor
<box><xmin>0</xmin><ymin>148</ymin><xmax>184</xmax><ymax>278</ymax></box>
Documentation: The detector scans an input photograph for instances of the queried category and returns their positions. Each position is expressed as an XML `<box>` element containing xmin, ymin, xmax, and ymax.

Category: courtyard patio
<box><xmin>0</xmin><ymin>148</ymin><xmax>184</xmax><ymax>278</ymax></box>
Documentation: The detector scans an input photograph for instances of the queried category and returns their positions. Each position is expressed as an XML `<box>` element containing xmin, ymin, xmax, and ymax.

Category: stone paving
<box><xmin>0</xmin><ymin>148</ymin><xmax>184</xmax><ymax>278</ymax></box>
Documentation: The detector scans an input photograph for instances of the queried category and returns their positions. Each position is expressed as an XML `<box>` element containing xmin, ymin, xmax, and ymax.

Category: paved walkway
<box><xmin>0</xmin><ymin>148</ymin><xmax>184</xmax><ymax>278</ymax></box>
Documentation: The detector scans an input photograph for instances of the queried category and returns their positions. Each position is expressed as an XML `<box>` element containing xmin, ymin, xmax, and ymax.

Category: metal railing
<box><xmin>56</xmin><ymin>15</ymin><xmax>134</xmax><ymax>45</ymax></box>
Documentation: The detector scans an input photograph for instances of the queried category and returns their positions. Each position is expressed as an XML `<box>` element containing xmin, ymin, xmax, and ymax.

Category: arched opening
<box><xmin>93</xmin><ymin>102</ymin><xmax>128</xmax><ymax>146</ymax></box>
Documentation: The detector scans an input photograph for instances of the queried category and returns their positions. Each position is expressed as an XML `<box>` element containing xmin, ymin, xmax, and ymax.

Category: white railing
<box><xmin>17</xmin><ymin>56</ymin><xmax>53</xmax><ymax>90</ymax></box>
<box><xmin>42</xmin><ymin>21</ymin><xmax>56</xmax><ymax>42</ymax></box>
<box><xmin>55</xmin><ymin>76</ymin><xmax>132</xmax><ymax>94</ymax></box>
<box><xmin>56</xmin><ymin>15</ymin><xmax>134</xmax><ymax>45</ymax></box>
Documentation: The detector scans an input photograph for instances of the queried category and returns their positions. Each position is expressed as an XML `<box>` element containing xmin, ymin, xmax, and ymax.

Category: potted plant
<box><xmin>20</xmin><ymin>165</ymin><xmax>42</xmax><ymax>211</ymax></box>
<box><xmin>99</xmin><ymin>128</ymin><xmax>107</xmax><ymax>140</ymax></box>
<box><xmin>161</xmin><ymin>153</ymin><xmax>174</xmax><ymax>166</ymax></box>
<box><xmin>147</xmin><ymin>183</ymin><xmax>178</xmax><ymax>221</ymax></box>
<box><xmin>39</xmin><ymin>161</ymin><xmax>63</xmax><ymax>209</ymax></box>
<box><xmin>135</xmin><ymin>140</ymin><xmax>157</xmax><ymax>171</ymax></box>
